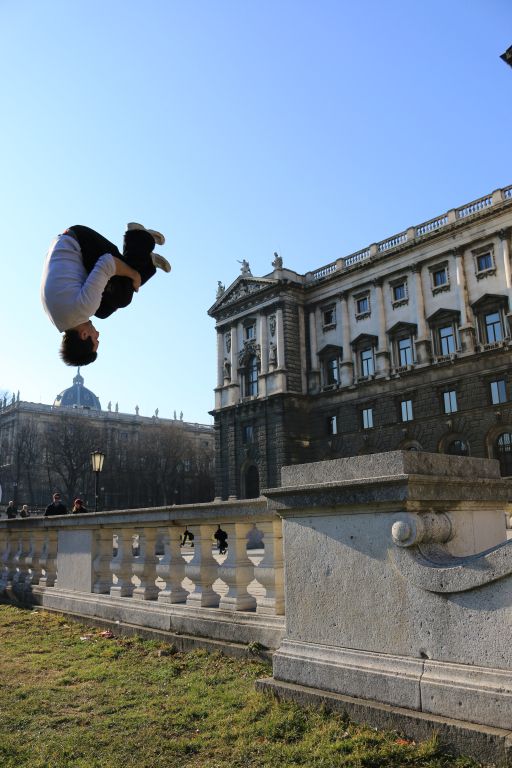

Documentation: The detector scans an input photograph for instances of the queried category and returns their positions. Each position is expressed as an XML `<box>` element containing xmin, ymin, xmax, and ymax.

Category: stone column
<box><xmin>276</xmin><ymin>308</ymin><xmax>285</xmax><ymax>368</ymax></box>
<box><xmin>216</xmin><ymin>330</ymin><xmax>224</xmax><ymax>387</ymax></box>
<box><xmin>307</xmin><ymin>308</ymin><xmax>320</xmax><ymax>392</ymax></box>
<box><xmin>455</xmin><ymin>249</ymin><xmax>475</xmax><ymax>353</ymax></box>
<box><xmin>260</xmin><ymin>314</ymin><xmax>269</xmax><ymax>375</ymax></box>
<box><xmin>412</xmin><ymin>264</ymin><xmax>431</xmax><ymax>364</ymax></box>
<box><xmin>500</xmin><ymin>229</ymin><xmax>512</xmax><ymax>335</ymax></box>
<box><xmin>340</xmin><ymin>293</ymin><xmax>354</xmax><ymax>386</ymax></box>
<box><xmin>374</xmin><ymin>279</ymin><xmax>390</xmax><ymax>377</ymax></box>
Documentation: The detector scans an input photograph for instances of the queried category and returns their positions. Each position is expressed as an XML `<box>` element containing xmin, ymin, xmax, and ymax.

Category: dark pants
<box><xmin>66</xmin><ymin>225</ymin><xmax>157</xmax><ymax>320</ymax></box>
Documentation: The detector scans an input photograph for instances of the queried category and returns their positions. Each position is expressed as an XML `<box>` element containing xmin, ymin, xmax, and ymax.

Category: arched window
<box><xmin>245</xmin><ymin>465</ymin><xmax>260</xmax><ymax>499</ymax></box>
<box><xmin>446</xmin><ymin>439</ymin><xmax>469</xmax><ymax>456</ymax></box>
<box><xmin>496</xmin><ymin>433</ymin><xmax>512</xmax><ymax>477</ymax></box>
<box><xmin>246</xmin><ymin>355</ymin><xmax>259</xmax><ymax>397</ymax></box>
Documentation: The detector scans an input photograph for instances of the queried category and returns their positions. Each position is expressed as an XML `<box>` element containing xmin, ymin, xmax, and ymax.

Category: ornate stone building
<box><xmin>0</xmin><ymin>371</ymin><xmax>214</xmax><ymax>510</ymax></box>
<box><xmin>209</xmin><ymin>185</ymin><xmax>512</xmax><ymax>499</ymax></box>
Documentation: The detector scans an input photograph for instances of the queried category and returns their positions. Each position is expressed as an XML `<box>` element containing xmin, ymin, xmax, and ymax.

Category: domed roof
<box><xmin>54</xmin><ymin>369</ymin><xmax>101</xmax><ymax>410</ymax></box>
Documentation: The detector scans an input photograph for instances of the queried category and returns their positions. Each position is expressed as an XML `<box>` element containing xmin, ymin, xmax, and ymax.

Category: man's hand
<box><xmin>113</xmin><ymin>257</ymin><xmax>142</xmax><ymax>292</ymax></box>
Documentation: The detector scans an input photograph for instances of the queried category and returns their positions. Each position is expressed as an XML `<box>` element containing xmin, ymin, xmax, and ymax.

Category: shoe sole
<box><xmin>152</xmin><ymin>253</ymin><xmax>172</xmax><ymax>273</ymax></box>
<box><xmin>127</xmin><ymin>222</ymin><xmax>166</xmax><ymax>246</ymax></box>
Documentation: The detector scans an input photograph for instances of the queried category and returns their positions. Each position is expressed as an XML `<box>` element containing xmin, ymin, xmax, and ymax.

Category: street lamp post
<box><xmin>90</xmin><ymin>450</ymin><xmax>105</xmax><ymax>513</ymax></box>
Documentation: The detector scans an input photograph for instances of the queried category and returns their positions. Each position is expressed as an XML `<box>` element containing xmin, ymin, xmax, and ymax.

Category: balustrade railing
<box><xmin>0</xmin><ymin>503</ymin><xmax>284</xmax><ymax>617</ymax></box>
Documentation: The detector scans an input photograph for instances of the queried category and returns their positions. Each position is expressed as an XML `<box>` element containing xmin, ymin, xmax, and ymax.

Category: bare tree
<box><xmin>44</xmin><ymin>413</ymin><xmax>102</xmax><ymax>505</ymax></box>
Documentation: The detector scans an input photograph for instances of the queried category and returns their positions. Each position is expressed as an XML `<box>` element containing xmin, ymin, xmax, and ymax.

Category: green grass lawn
<box><xmin>0</xmin><ymin>605</ymin><xmax>479</xmax><ymax>768</ymax></box>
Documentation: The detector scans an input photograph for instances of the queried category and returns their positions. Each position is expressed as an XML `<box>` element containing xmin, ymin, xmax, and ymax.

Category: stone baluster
<box><xmin>157</xmin><ymin>527</ymin><xmax>188</xmax><ymax>603</ymax></box>
<box><xmin>12</xmin><ymin>530</ymin><xmax>30</xmax><ymax>593</ymax></box>
<box><xmin>39</xmin><ymin>529</ymin><xmax>58</xmax><ymax>588</ymax></box>
<box><xmin>185</xmin><ymin>524</ymin><xmax>220</xmax><ymax>607</ymax></box>
<box><xmin>93</xmin><ymin>528</ymin><xmax>114</xmax><ymax>594</ymax></box>
<box><xmin>110</xmin><ymin>528</ymin><xmax>135</xmax><ymax>597</ymax></box>
<box><xmin>0</xmin><ymin>529</ymin><xmax>13</xmax><ymax>589</ymax></box>
<box><xmin>218</xmin><ymin>522</ymin><xmax>257</xmax><ymax>611</ymax></box>
<box><xmin>27</xmin><ymin>528</ymin><xmax>46</xmax><ymax>587</ymax></box>
<box><xmin>253</xmin><ymin>519</ymin><xmax>284</xmax><ymax>615</ymax></box>
<box><xmin>132</xmin><ymin>527</ymin><xmax>159</xmax><ymax>600</ymax></box>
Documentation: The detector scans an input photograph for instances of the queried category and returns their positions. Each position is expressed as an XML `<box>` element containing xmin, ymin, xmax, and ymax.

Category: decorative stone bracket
<box><xmin>391</xmin><ymin>512</ymin><xmax>512</xmax><ymax>593</ymax></box>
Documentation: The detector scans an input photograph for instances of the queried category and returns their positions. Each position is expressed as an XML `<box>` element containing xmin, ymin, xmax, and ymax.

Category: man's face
<box><xmin>53</xmin><ymin>494</ymin><xmax>61</xmax><ymax>503</ymax></box>
<box><xmin>78</xmin><ymin>321</ymin><xmax>100</xmax><ymax>352</ymax></box>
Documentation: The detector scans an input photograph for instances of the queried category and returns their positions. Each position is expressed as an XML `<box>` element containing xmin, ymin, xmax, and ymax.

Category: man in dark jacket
<box><xmin>44</xmin><ymin>493</ymin><xmax>68</xmax><ymax>516</ymax></box>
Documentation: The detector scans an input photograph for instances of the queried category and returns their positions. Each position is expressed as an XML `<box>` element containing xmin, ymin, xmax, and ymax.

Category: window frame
<box><xmin>362</xmin><ymin>407</ymin><xmax>373</xmax><ymax>429</ymax></box>
<box><xmin>429</xmin><ymin>261</ymin><xmax>450</xmax><ymax>295</ymax></box>
<box><xmin>390</xmin><ymin>276</ymin><xmax>408</xmax><ymax>308</ymax></box>
<box><xmin>473</xmin><ymin>244</ymin><xmax>496</xmax><ymax>280</ymax></box>
<box><xmin>490</xmin><ymin>379</ymin><xmax>507</xmax><ymax>405</ymax></box>
<box><xmin>443</xmin><ymin>390</ymin><xmax>458</xmax><ymax>414</ymax></box>
<box><xmin>401</xmin><ymin>399</ymin><xmax>414</xmax><ymax>422</ymax></box>
<box><xmin>354</xmin><ymin>291</ymin><xmax>371</xmax><ymax>320</ymax></box>
<box><xmin>322</xmin><ymin>304</ymin><xmax>336</xmax><ymax>330</ymax></box>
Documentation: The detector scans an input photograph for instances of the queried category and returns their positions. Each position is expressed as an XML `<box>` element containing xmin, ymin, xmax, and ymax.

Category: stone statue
<box><xmin>272</xmin><ymin>252</ymin><xmax>283</xmax><ymax>269</ymax></box>
<box><xmin>216</xmin><ymin>281</ymin><xmax>225</xmax><ymax>298</ymax></box>
<box><xmin>223</xmin><ymin>358</ymin><xmax>231</xmax><ymax>379</ymax></box>
<box><xmin>180</xmin><ymin>411</ymin><xmax>183</xmax><ymax>420</ymax></box>
<box><xmin>107</xmin><ymin>401</ymin><xmax>112</xmax><ymax>411</ymax></box>
<box><xmin>155</xmin><ymin>408</ymin><xmax>159</xmax><ymax>417</ymax></box>
<box><xmin>115</xmin><ymin>402</ymin><xmax>119</xmax><ymax>413</ymax></box>
<box><xmin>11</xmin><ymin>394</ymin><xmax>15</xmax><ymax>404</ymax></box>
<box><xmin>269</xmin><ymin>314</ymin><xmax>276</xmax><ymax>337</ymax></box>
<box><xmin>225</xmin><ymin>333</ymin><xmax>231</xmax><ymax>353</ymax></box>
<box><xmin>174</xmin><ymin>410</ymin><xmax>177</xmax><ymax>420</ymax></box>
<box><xmin>135</xmin><ymin>405</ymin><xmax>139</xmax><ymax>415</ymax></box>
<box><xmin>269</xmin><ymin>344</ymin><xmax>277</xmax><ymax>366</ymax></box>
<box><xmin>238</xmin><ymin>259</ymin><xmax>252</xmax><ymax>276</ymax></box>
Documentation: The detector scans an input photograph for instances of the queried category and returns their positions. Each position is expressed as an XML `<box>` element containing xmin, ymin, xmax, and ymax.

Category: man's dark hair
<box><xmin>60</xmin><ymin>330</ymin><xmax>98</xmax><ymax>366</ymax></box>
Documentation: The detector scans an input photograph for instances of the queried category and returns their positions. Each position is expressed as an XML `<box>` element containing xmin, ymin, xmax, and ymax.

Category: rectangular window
<box><xmin>246</xmin><ymin>357</ymin><xmax>259</xmax><ymax>396</ymax></box>
<box><xmin>323</xmin><ymin>306</ymin><xmax>336</xmax><ymax>327</ymax></box>
<box><xmin>245</xmin><ymin>324</ymin><xmax>256</xmax><ymax>340</ymax></box>
<box><xmin>327</xmin><ymin>415</ymin><xmax>337</xmax><ymax>435</ymax></box>
<box><xmin>362</xmin><ymin>408</ymin><xmax>373</xmax><ymax>429</ymax></box>
<box><xmin>490</xmin><ymin>379</ymin><xmax>507</xmax><ymax>405</ymax></box>
<box><xmin>393</xmin><ymin>283</ymin><xmax>406</xmax><ymax>302</ymax></box>
<box><xmin>401</xmin><ymin>400</ymin><xmax>413</xmax><ymax>422</ymax></box>
<box><xmin>433</xmin><ymin>267</ymin><xmax>448</xmax><ymax>287</ymax></box>
<box><xmin>477</xmin><ymin>252</ymin><xmax>493</xmax><ymax>272</ymax></box>
<box><xmin>439</xmin><ymin>325</ymin><xmax>456</xmax><ymax>355</ymax></box>
<box><xmin>326</xmin><ymin>357</ymin><xmax>340</xmax><ymax>385</ymax></box>
<box><xmin>485</xmin><ymin>311</ymin><xmax>503</xmax><ymax>343</ymax></box>
<box><xmin>398</xmin><ymin>337</ymin><xmax>413</xmax><ymax>366</ymax></box>
<box><xmin>243</xmin><ymin>425</ymin><xmax>254</xmax><ymax>443</ymax></box>
<box><xmin>443</xmin><ymin>390</ymin><xmax>458</xmax><ymax>414</ymax></box>
<box><xmin>356</xmin><ymin>296</ymin><xmax>369</xmax><ymax>315</ymax></box>
<box><xmin>360</xmin><ymin>348</ymin><xmax>374</xmax><ymax>377</ymax></box>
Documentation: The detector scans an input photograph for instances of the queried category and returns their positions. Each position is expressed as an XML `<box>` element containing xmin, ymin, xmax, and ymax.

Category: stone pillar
<box><xmin>276</xmin><ymin>308</ymin><xmax>285</xmax><ymax>368</ymax></box>
<box><xmin>307</xmin><ymin>308</ymin><xmax>320</xmax><ymax>392</ymax></box>
<box><xmin>27</xmin><ymin>528</ymin><xmax>45</xmax><ymax>586</ymax></box>
<box><xmin>412</xmin><ymin>264</ymin><xmax>431</xmax><ymax>364</ymax></box>
<box><xmin>374</xmin><ymin>279</ymin><xmax>390</xmax><ymax>377</ymax></box>
<box><xmin>260</xmin><ymin>314</ymin><xmax>269</xmax><ymax>375</ymax></box>
<box><xmin>218</xmin><ymin>522</ymin><xmax>257</xmax><ymax>611</ymax></box>
<box><xmin>500</xmin><ymin>229</ymin><xmax>512</xmax><ymax>334</ymax></box>
<box><xmin>455</xmin><ymin>249</ymin><xmax>475</xmax><ymax>353</ymax></box>
<box><xmin>340</xmin><ymin>293</ymin><xmax>354</xmax><ymax>386</ymax></box>
<box><xmin>216</xmin><ymin>330</ymin><xmax>224</xmax><ymax>387</ymax></box>
<box><xmin>0</xmin><ymin>529</ymin><xmax>12</xmax><ymax>589</ymax></box>
<box><xmin>157</xmin><ymin>526</ymin><xmax>188</xmax><ymax>603</ymax></box>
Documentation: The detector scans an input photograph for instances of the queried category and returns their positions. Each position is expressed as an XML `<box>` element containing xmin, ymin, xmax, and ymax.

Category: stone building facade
<box><xmin>0</xmin><ymin>371</ymin><xmax>214</xmax><ymax>511</ymax></box>
<box><xmin>209</xmin><ymin>185</ymin><xmax>512</xmax><ymax>500</ymax></box>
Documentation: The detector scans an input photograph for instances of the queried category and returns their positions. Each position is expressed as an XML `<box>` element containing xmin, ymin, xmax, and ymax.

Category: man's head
<box><xmin>53</xmin><ymin>493</ymin><xmax>62</xmax><ymax>503</ymax></box>
<box><xmin>74</xmin><ymin>498</ymin><xmax>83</xmax><ymax>507</ymax></box>
<box><xmin>60</xmin><ymin>321</ymin><xmax>99</xmax><ymax>366</ymax></box>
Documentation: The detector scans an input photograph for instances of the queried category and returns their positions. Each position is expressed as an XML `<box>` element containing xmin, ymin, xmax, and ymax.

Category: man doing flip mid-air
<box><xmin>41</xmin><ymin>223</ymin><xmax>171</xmax><ymax>366</ymax></box>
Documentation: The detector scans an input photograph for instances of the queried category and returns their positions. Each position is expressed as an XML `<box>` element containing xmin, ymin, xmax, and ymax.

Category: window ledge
<box><xmin>432</xmin><ymin>283</ymin><xmax>450</xmax><ymax>295</ymax></box>
<box><xmin>476</xmin><ymin>268</ymin><xmax>497</xmax><ymax>280</ymax></box>
<box><xmin>433</xmin><ymin>354</ymin><xmax>457</xmax><ymax>364</ymax></box>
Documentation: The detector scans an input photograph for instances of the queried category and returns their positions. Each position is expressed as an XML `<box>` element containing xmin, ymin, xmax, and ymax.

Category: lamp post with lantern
<box><xmin>90</xmin><ymin>450</ymin><xmax>105</xmax><ymax>513</ymax></box>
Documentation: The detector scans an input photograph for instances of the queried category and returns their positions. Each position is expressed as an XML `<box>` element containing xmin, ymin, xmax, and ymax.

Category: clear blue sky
<box><xmin>0</xmin><ymin>0</ymin><xmax>510</xmax><ymax>424</ymax></box>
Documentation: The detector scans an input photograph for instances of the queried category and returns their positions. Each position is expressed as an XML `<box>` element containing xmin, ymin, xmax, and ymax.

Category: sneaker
<box><xmin>152</xmin><ymin>252</ymin><xmax>171</xmax><ymax>273</ymax></box>
<box><xmin>127</xmin><ymin>222</ymin><xmax>166</xmax><ymax>246</ymax></box>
